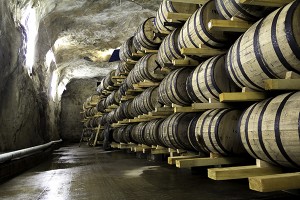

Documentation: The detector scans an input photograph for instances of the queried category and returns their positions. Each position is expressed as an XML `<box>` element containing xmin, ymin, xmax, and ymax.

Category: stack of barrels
<box><xmin>82</xmin><ymin>0</ymin><xmax>300</xmax><ymax>169</ymax></box>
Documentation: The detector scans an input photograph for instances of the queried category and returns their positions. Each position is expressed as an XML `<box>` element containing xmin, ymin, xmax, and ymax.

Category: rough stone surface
<box><xmin>60</xmin><ymin>79</ymin><xmax>98</xmax><ymax>142</ymax></box>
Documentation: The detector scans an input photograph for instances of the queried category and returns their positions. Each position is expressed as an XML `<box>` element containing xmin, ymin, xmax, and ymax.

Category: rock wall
<box><xmin>60</xmin><ymin>79</ymin><xmax>99</xmax><ymax>142</ymax></box>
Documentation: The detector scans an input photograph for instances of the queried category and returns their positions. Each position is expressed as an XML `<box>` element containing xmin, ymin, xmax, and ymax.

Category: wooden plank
<box><xmin>144</xmin><ymin>49</ymin><xmax>159</xmax><ymax>54</ymax></box>
<box><xmin>132</xmin><ymin>53</ymin><xmax>145</xmax><ymax>58</ymax></box>
<box><xmin>92</xmin><ymin>124</ymin><xmax>101</xmax><ymax>147</ymax></box>
<box><xmin>239</xmin><ymin>0</ymin><xmax>293</xmax><ymax>7</ymax></box>
<box><xmin>155</xmin><ymin>107</ymin><xmax>173</xmax><ymax>112</ymax></box>
<box><xmin>192</xmin><ymin>102</ymin><xmax>232</xmax><ymax>110</ymax></box>
<box><xmin>181</xmin><ymin>47</ymin><xmax>227</xmax><ymax>57</ymax></box>
<box><xmin>249</xmin><ymin>172</ymin><xmax>300</xmax><ymax>192</ymax></box>
<box><xmin>172</xmin><ymin>58</ymin><xmax>199</xmax><ymax>67</ymax></box>
<box><xmin>168</xmin><ymin>0</ymin><xmax>210</xmax><ymax>4</ymax></box>
<box><xmin>264</xmin><ymin>79</ymin><xmax>300</xmax><ymax>90</ymax></box>
<box><xmin>174</xmin><ymin>106</ymin><xmax>202</xmax><ymax>113</ymax></box>
<box><xmin>129</xmin><ymin>118</ymin><xmax>151</xmax><ymax>123</ymax></box>
<box><xmin>219</xmin><ymin>92</ymin><xmax>267</xmax><ymax>102</ymax></box>
<box><xmin>208</xmin><ymin>166</ymin><xmax>281</xmax><ymax>180</ymax></box>
<box><xmin>168</xmin><ymin>155</ymin><xmax>200</xmax><ymax>165</ymax></box>
<box><xmin>126</xmin><ymin>59</ymin><xmax>138</xmax><ymax>65</ymax></box>
<box><xmin>151</xmin><ymin>146</ymin><xmax>169</xmax><ymax>155</ymax></box>
<box><xmin>176</xmin><ymin>157</ymin><xmax>246</xmax><ymax>168</ymax></box>
<box><xmin>208</xmin><ymin>19</ymin><xmax>252</xmax><ymax>32</ymax></box>
<box><xmin>166</xmin><ymin>12</ymin><xmax>191</xmax><ymax>21</ymax></box>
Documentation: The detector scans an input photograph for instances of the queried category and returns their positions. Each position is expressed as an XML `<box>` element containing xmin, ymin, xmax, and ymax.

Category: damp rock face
<box><xmin>0</xmin><ymin>0</ymin><xmax>159</xmax><ymax>151</ymax></box>
<box><xmin>60</xmin><ymin>79</ymin><xmax>99</xmax><ymax>142</ymax></box>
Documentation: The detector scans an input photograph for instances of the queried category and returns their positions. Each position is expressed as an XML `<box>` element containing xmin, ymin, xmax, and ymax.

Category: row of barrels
<box><xmin>118</xmin><ymin>0</ymin><xmax>300</xmax><ymax>102</ymax></box>
<box><xmin>120</xmin><ymin>0</ymin><xmax>274</xmax><ymax>66</ymax></box>
<box><xmin>112</xmin><ymin>92</ymin><xmax>300</xmax><ymax>169</ymax></box>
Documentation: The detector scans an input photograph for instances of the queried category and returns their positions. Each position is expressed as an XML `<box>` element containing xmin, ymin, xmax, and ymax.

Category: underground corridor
<box><xmin>0</xmin><ymin>0</ymin><xmax>300</xmax><ymax>199</ymax></box>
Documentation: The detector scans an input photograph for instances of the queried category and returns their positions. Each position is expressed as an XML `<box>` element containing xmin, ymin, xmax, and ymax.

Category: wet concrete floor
<box><xmin>0</xmin><ymin>144</ymin><xmax>299</xmax><ymax>200</ymax></box>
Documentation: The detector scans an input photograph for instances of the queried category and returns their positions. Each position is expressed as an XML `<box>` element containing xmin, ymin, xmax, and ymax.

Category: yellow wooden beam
<box><xmin>168</xmin><ymin>155</ymin><xmax>200</xmax><ymax>165</ymax></box>
<box><xmin>249</xmin><ymin>172</ymin><xmax>300</xmax><ymax>192</ymax></box>
<box><xmin>181</xmin><ymin>47</ymin><xmax>227</xmax><ymax>57</ymax></box>
<box><xmin>172</xmin><ymin>58</ymin><xmax>199</xmax><ymax>67</ymax></box>
<box><xmin>173</xmin><ymin>106</ymin><xmax>202</xmax><ymax>113</ymax></box>
<box><xmin>239</xmin><ymin>0</ymin><xmax>293</xmax><ymax>7</ymax></box>
<box><xmin>208</xmin><ymin>19</ymin><xmax>252</xmax><ymax>32</ymax></box>
<box><xmin>208</xmin><ymin>165</ymin><xmax>281</xmax><ymax>180</ymax></box>
<box><xmin>264</xmin><ymin>79</ymin><xmax>300</xmax><ymax>90</ymax></box>
<box><xmin>192</xmin><ymin>102</ymin><xmax>231</xmax><ymax>110</ymax></box>
<box><xmin>166</xmin><ymin>12</ymin><xmax>191</xmax><ymax>21</ymax></box>
<box><xmin>219</xmin><ymin>92</ymin><xmax>267</xmax><ymax>102</ymax></box>
<box><xmin>176</xmin><ymin>157</ymin><xmax>246</xmax><ymax>168</ymax></box>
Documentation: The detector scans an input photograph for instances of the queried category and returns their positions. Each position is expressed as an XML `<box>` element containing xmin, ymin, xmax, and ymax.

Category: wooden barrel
<box><xmin>178</xmin><ymin>0</ymin><xmax>229</xmax><ymax>50</ymax></box>
<box><xmin>131</xmin><ymin>86</ymin><xmax>161</xmax><ymax>117</ymax></box>
<box><xmin>157</xmin><ymin>28</ymin><xmax>184</xmax><ymax>67</ymax></box>
<box><xmin>124</xmin><ymin>70</ymin><xmax>140</xmax><ymax>90</ymax></box>
<box><xmin>131</xmin><ymin>122</ymin><xmax>147</xmax><ymax>144</ymax></box>
<box><xmin>155</xmin><ymin>0</ymin><xmax>198</xmax><ymax>34</ymax></box>
<box><xmin>106</xmin><ymin>109</ymin><xmax>117</xmax><ymax>124</ymax></box>
<box><xmin>133</xmin><ymin>17</ymin><xmax>162</xmax><ymax>51</ymax></box>
<box><xmin>114</xmin><ymin>106</ymin><xmax>126</xmax><ymax>122</ymax></box>
<box><xmin>83</xmin><ymin>94</ymin><xmax>100</xmax><ymax>110</ymax></box>
<box><xmin>186</xmin><ymin>55</ymin><xmax>239</xmax><ymax>103</ymax></box>
<box><xmin>187</xmin><ymin>113</ymin><xmax>207</xmax><ymax>153</ymax></box>
<box><xmin>195</xmin><ymin>109</ymin><xmax>245</xmax><ymax>156</ymax></box>
<box><xmin>103</xmin><ymin>70</ymin><xmax>117</xmax><ymax>91</ymax></box>
<box><xmin>159</xmin><ymin>113</ymin><xmax>197</xmax><ymax>150</ymax></box>
<box><xmin>133</xmin><ymin>54</ymin><xmax>165</xmax><ymax>82</ymax></box>
<box><xmin>119</xmin><ymin>37</ymin><xmax>138</xmax><ymax>62</ymax></box>
<box><xmin>119</xmin><ymin>84</ymin><xmax>128</xmax><ymax>96</ymax></box>
<box><xmin>96</xmin><ymin>100</ymin><xmax>106</xmax><ymax>112</ymax></box>
<box><xmin>84</xmin><ymin>107</ymin><xmax>98</xmax><ymax>118</ymax></box>
<box><xmin>122</xmin><ymin>124</ymin><xmax>136</xmax><ymax>143</ymax></box>
<box><xmin>215</xmin><ymin>0</ymin><xmax>272</xmax><ymax>22</ymax></box>
<box><xmin>239</xmin><ymin>92</ymin><xmax>300</xmax><ymax>168</ymax></box>
<box><xmin>120</xmin><ymin>100</ymin><xmax>135</xmax><ymax>119</ymax></box>
<box><xmin>113</xmin><ymin>128</ymin><xmax>121</xmax><ymax>143</ymax></box>
<box><xmin>225</xmin><ymin>1</ymin><xmax>300</xmax><ymax>91</ymax></box>
<box><xmin>115</xmin><ymin>62</ymin><xmax>133</xmax><ymax>76</ymax></box>
<box><xmin>158</xmin><ymin>68</ymin><xmax>192</xmax><ymax>106</ymax></box>
<box><xmin>143</xmin><ymin>119</ymin><xmax>165</xmax><ymax>147</ymax></box>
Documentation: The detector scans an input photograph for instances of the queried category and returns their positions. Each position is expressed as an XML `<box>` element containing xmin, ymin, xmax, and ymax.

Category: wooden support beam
<box><xmin>126</xmin><ymin>59</ymin><xmax>138</xmax><ymax>65</ymax></box>
<box><xmin>174</xmin><ymin>106</ymin><xmax>202</xmax><ymax>113</ymax></box>
<box><xmin>264</xmin><ymin>79</ymin><xmax>300</xmax><ymax>90</ymax></box>
<box><xmin>249</xmin><ymin>172</ymin><xmax>300</xmax><ymax>192</ymax></box>
<box><xmin>176</xmin><ymin>157</ymin><xmax>246</xmax><ymax>168</ymax></box>
<box><xmin>219</xmin><ymin>92</ymin><xmax>267</xmax><ymax>102</ymax></box>
<box><xmin>239</xmin><ymin>0</ymin><xmax>293</xmax><ymax>7</ymax></box>
<box><xmin>166</xmin><ymin>12</ymin><xmax>191</xmax><ymax>21</ymax></box>
<box><xmin>192</xmin><ymin>102</ymin><xmax>232</xmax><ymax>110</ymax></box>
<box><xmin>144</xmin><ymin>49</ymin><xmax>159</xmax><ymax>54</ymax></box>
<box><xmin>168</xmin><ymin>155</ymin><xmax>200</xmax><ymax>165</ymax></box>
<box><xmin>172</xmin><ymin>58</ymin><xmax>199</xmax><ymax>67</ymax></box>
<box><xmin>208</xmin><ymin>166</ymin><xmax>281</xmax><ymax>180</ymax></box>
<box><xmin>151</xmin><ymin>146</ymin><xmax>169</xmax><ymax>155</ymax></box>
<box><xmin>132</xmin><ymin>53</ymin><xmax>145</xmax><ymax>58</ymax></box>
<box><xmin>129</xmin><ymin>118</ymin><xmax>151</xmax><ymax>123</ymax></box>
<box><xmin>155</xmin><ymin>107</ymin><xmax>173</xmax><ymax>112</ymax></box>
<box><xmin>208</xmin><ymin>19</ymin><xmax>252</xmax><ymax>32</ymax></box>
<box><xmin>168</xmin><ymin>0</ymin><xmax>210</xmax><ymax>4</ymax></box>
<box><xmin>181</xmin><ymin>47</ymin><xmax>227</xmax><ymax>57</ymax></box>
<box><xmin>110</xmin><ymin>142</ymin><xmax>119</xmax><ymax>148</ymax></box>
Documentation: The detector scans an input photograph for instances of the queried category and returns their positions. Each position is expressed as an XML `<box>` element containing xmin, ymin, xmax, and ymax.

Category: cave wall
<box><xmin>60</xmin><ymin>79</ymin><xmax>98</xmax><ymax>142</ymax></box>
<box><xmin>0</xmin><ymin>0</ymin><xmax>53</xmax><ymax>151</ymax></box>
